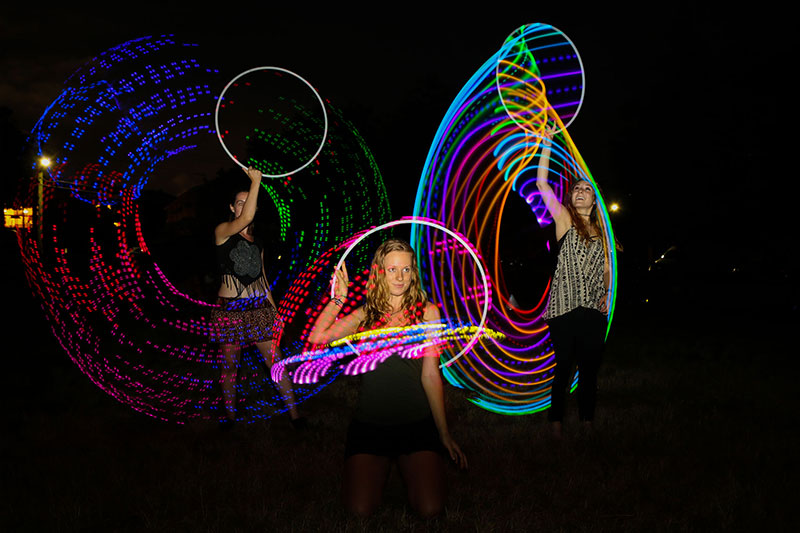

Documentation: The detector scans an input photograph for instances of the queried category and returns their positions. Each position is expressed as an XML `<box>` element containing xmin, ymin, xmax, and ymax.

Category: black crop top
<box><xmin>217</xmin><ymin>233</ymin><xmax>269</xmax><ymax>297</ymax></box>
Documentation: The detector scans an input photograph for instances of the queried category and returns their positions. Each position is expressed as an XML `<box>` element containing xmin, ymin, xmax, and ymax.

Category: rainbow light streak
<box><xmin>332</xmin><ymin>216</ymin><xmax>492</xmax><ymax>368</ymax></box>
<box><xmin>268</xmin><ymin>219</ymin><xmax>497</xmax><ymax>393</ymax></box>
<box><xmin>16</xmin><ymin>36</ymin><xmax>391</xmax><ymax>423</ymax></box>
<box><xmin>411</xmin><ymin>23</ymin><xmax>616</xmax><ymax>415</ymax></box>
<box><xmin>272</xmin><ymin>322</ymin><xmax>505</xmax><ymax>385</ymax></box>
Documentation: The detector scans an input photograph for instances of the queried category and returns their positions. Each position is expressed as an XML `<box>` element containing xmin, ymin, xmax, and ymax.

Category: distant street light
<box><xmin>37</xmin><ymin>156</ymin><xmax>51</xmax><ymax>243</ymax></box>
<box><xmin>610</xmin><ymin>202</ymin><xmax>620</xmax><ymax>213</ymax></box>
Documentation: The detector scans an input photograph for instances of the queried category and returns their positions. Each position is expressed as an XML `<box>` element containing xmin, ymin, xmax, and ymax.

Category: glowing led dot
<box><xmin>18</xmin><ymin>35</ymin><xmax>391</xmax><ymax>423</ymax></box>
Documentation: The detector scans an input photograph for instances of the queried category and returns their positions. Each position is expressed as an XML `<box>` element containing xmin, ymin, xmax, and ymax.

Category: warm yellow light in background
<box><xmin>39</xmin><ymin>156</ymin><xmax>52</xmax><ymax>168</ymax></box>
<box><xmin>4</xmin><ymin>207</ymin><xmax>33</xmax><ymax>230</ymax></box>
<box><xmin>610</xmin><ymin>203</ymin><xmax>620</xmax><ymax>212</ymax></box>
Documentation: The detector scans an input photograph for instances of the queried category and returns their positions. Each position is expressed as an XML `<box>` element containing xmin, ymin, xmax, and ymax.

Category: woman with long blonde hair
<box><xmin>308</xmin><ymin>238</ymin><xmax>467</xmax><ymax>517</ymax></box>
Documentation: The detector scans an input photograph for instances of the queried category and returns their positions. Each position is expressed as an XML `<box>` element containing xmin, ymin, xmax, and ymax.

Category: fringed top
<box><xmin>217</xmin><ymin>233</ymin><xmax>269</xmax><ymax>298</ymax></box>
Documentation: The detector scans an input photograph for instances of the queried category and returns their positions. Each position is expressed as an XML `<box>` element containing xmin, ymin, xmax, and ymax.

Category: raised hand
<box><xmin>243</xmin><ymin>166</ymin><xmax>262</xmax><ymax>184</ymax></box>
<box><xmin>541</xmin><ymin>124</ymin><xmax>556</xmax><ymax>147</ymax></box>
<box><xmin>333</xmin><ymin>263</ymin><xmax>349</xmax><ymax>300</ymax></box>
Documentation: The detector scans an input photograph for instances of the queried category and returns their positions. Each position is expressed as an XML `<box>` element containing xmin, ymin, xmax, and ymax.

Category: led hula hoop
<box><xmin>272</xmin><ymin>322</ymin><xmax>505</xmax><ymax>385</ymax></box>
<box><xmin>269</xmin><ymin>217</ymin><xmax>496</xmax><ymax>385</ymax></box>
<box><xmin>331</xmin><ymin>217</ymin><xmax>491</xmax><ymax>368</ymax></box>
<box><xmin>17</xmin><ymin>37</ymin><xmax>391</xmax><ymax>423</ymax></box>
<box><xmin>214</xmin><ymin>66</ymin><xmax>329</xmax><ymax>177</ymax></box>
<box><xmin>496</xmin><ymin>24</ymin><xmax>585</xmax><ymax>135</ymax></box>
<box><xmin>411</xmin><ymin>23</ymin><xmax>617</xmax><ymax>415</ymax></box>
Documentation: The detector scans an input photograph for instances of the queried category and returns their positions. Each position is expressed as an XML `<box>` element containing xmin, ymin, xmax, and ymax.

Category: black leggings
<box><xmin>546</xmin><ymin>306</ymin><xmax>607</xmax><ymax>422</ymax></box>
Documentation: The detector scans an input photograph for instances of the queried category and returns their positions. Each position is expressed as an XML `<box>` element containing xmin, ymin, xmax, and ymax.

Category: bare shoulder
<box><xmin>553</xmin><ymin>210</ymin><xmax>573</xmax><ymax>240</ymax></box>
<box><xmin>423</xmin><ymin>301</ymin><xmax>441</xmax><ymax>322</ymax></box>
<box><xmin>214</xmin><ymin>223</ymin><xmax>232</xmax><ymax>246</ymax></box>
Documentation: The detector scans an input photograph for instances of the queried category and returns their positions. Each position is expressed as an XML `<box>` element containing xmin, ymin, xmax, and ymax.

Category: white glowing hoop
<box><xmin>495</xmin><ymin>23</ymin><xmax>585</xmax><ymax>135</ymax></box>
<box><xmin>332</xmin><ymin>217</ymin><xmax>490</xmax><ymax>368</ymax></box>
<box><xmin>214</xmin><ymin>66</ymin><xmax>328</xmax><ymax>178</ymax></box>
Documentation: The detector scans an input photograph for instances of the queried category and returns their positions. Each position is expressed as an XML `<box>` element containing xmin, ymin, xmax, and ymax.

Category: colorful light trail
<box><xmin>411</xmin><ymin>23</ymin><xmax>617</xmax><ymax>415</ymax></box>
<box><xmin>15</xmin><ymin>36</ymin><xmax>391</xmax><ymax>423</ymax></box>
<box><xmin>15</xmin><ymin>23</ymin><xmax>617</xmax><ymax>422</ymax></box>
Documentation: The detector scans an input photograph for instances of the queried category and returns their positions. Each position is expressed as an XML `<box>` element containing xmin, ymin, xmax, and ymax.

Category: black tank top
<box><xmin>217</xmin><ymin>233</ymin><xmax>269</xmax><ymax>298</ymax></box>
<box><xmin>354</xmin><ymin>355</ymin><xmax>431</xmax><ymax>424</ymax></box>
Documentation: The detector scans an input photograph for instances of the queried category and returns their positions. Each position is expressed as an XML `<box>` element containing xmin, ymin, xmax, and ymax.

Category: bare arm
<box><xmin>420</xmin><ymin>303</ymin><xmax>468</xmax><ymax>469</ymax></box>
<box><xmin>307</xmin><ymin>263</ymin><xmax>363</xmax><ymax>344</ymax></box>
<box><xmin>599</xmin><ymin>255</ymin><xmax>611</xmax><ymax>314</ymax></box>
<box><xmin>536</xmin><ymin>128</ymin><xmax>572</xmax><ymax>237</ymax></box>
<box><xmin>214</xmin><ymin>167</ymin><xmax>262</xmax><ymax>245</ymax></box>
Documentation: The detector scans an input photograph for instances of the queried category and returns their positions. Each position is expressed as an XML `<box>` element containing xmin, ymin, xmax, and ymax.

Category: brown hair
<box><xmin>565</xmin><ymin>180</ymin><xmax>601</xmax><ymax>246</ymax></box>
<box><xmin>564</xmin><ymin>180</ymin><xmax>623</xmax><ymax>256</ymax></box>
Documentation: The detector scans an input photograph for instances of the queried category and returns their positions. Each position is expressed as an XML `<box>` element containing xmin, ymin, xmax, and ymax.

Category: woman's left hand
<box><xmin>243</xmin><ymin>166</ymin><xmax>262</xmax><ymax>184</ymax></box>
<box><xmin>441</xmin><ymin>434</ymin><xmax>468</xmax><ymax>469</ymax></box>
<box><xmin>598</xmin><ymin>292</ymin><xmax>609</xmax><ymax>315</ymax></box>
<box><xmin>542</xmin><ymin>125</ymin><xmax>555</xmax><ymax>144</ymax></box>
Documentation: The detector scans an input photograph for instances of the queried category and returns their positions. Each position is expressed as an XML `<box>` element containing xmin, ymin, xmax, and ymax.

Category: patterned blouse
<box><xmin>544</xmin><ymin>226</ymin><xmax>606</xmax><ymax>320</ymax></box>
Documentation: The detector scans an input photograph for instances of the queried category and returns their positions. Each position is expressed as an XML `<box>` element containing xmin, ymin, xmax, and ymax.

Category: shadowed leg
<box><xmin>343</xmin><ymin>454</ymin><xmax>391</xmax><ymax>516</ymax></box>
<box><xmin>220</xmin><ymin>343</ymin><xmax>241</xmax><ymax>421</ymax></box>
<box><xmin>547</xmin><ymin>313</ymin><xmax>577</xmax><ymax>425</ymax></box>
<box><xmin>255</xmin><ymin>340</ymin><xmax>300</xmax><ymax>420</ymax></box>
<box><xmin>576</xmin><ymin>309</ymin><xmax>607</xmax><ymax>422</ymax></box>
<box><xmin>397</xmin><ymin>451</ymin><xmax>446</xmax><ymax>518</ymax></box>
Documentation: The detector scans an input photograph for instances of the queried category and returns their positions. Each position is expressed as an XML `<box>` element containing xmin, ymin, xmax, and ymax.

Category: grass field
<box><xmin>2</xmin><ymin>228</ymin><xmax>796</xmax><ymax>532</ymax></box>
<box><xmin>3</xmin><ymin>292</ymin><xmax>796</xmax><ymax>532</ymax></box>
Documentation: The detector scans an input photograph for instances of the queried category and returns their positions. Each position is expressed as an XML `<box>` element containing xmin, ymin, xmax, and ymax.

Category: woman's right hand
<box><xmin>309</xmin><ymin>262</ymin><xmax>361</xmax><ymax>344</ymax></box>
<box><xmin>333</xmin><ymin>263</ymin><xmax>349</xmax><ymax>299</ymax></box>
<box><xmin>541</xmin><ymin>124</ymin><xmax>556</xmax><ymax>147</ymax></box>
<box><xmin>243</xmin><ymin>166</ymin><xmax>262</xmax><ymax>184</ymax></box>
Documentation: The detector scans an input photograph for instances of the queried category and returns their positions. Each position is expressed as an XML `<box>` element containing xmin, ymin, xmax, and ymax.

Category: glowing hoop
<box><xmin>495</xmin><ymin>23</ymin><xmax>586</xmax><ymax>135</ymax></box>
<box><xmin>409</xmin><ymin>23</ymin><xmax>616</xmax><ymax>415</ymax></box>
<box><xmin>214</xmin><ymin>66</ymin><xmax>329</xmax><ymax>178</ymax></box>
<box><xmin>332</xmin><ymin>217</ymin><xmax>490</xmax><ymax>368</ymax></box>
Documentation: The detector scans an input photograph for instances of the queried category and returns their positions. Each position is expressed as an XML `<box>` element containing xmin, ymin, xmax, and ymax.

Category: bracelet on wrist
<box><xmin>332</xmin><ymin>297</ymin><xmax>345</xmax><ymax>307</ymax></box>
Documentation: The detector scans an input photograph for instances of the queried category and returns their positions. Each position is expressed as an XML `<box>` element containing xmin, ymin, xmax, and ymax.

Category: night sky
<box><xmin>1</xmin><ymin>5</ymin><xmax>792</xmax><ymax>279</ymax></box>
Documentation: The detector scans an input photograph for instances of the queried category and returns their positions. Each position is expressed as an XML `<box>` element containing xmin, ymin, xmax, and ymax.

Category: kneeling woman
<box><xmin>308</xmin><ymin>239</ymin><xmax>467</xmax><ymax>517</ymax></box>
<box><xmin>212</xmin><ymin>166</ymin><xmax>301</xmax><ymax>427</ymax></box>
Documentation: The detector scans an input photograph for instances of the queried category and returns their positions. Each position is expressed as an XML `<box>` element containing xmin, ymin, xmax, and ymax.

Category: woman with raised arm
<box><xmin>212</xmin><ymin>166</ymin><xmax>303</xmax><ymax>429</ymax></box>
<box><xmin>536</xmin><ymin>128</ymin><xmax>612</xmax><ymax>438</ymax></box>
<box><xmin>308</xmin><ymin>239</ymin><xmax>467</xmax><ymax>517</ymax></box>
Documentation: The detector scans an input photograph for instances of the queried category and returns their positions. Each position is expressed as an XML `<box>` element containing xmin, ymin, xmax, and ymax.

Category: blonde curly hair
<box><xmin>358</xmin><ymin>239</ymin><xmax>428</xmax><ymax>331</ymax></box>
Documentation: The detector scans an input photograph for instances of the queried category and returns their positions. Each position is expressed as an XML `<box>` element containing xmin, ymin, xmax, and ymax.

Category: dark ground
<box><xmin>1</xmin><ymin>228</ymin><xmax>798</xmax><ymax>532</ymax></box>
